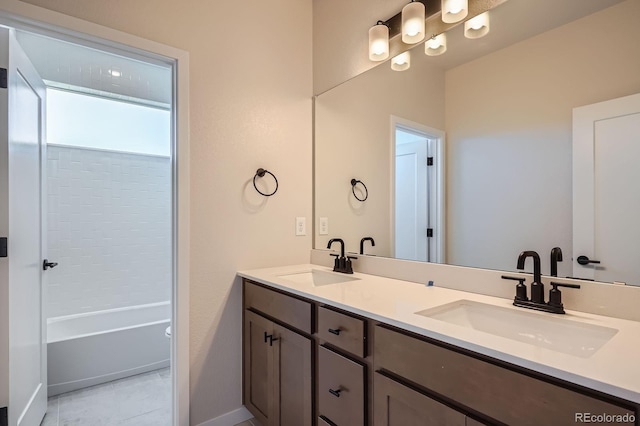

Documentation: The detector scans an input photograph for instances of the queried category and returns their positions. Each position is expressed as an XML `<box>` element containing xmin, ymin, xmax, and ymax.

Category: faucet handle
<box><xmin>550</xmin><ymin>282</ymin><xmax>581</xmax><ymax>289</ymax></box>
<box><xmin>329</xmin><ymin>253</ymin><xmax>341</xmax><ymax>272</ymax></box>
<box><xmin>343</xmin><ymin>256</ymin><xmax>357</xmax><ymax>274</ymax></box>
<box><xmin>501</xmin><ymin>275</ymin><xmax>528</xmax><ymax>301</ymax></box>
<box><xmin>548</xmin><ymin>281</ymin><xmax>581</xmax><ymax>312</ymax></box>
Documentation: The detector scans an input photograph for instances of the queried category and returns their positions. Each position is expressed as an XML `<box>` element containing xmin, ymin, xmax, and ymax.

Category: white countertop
<box><xmin>238</xmin><ymin>264</ymin><xmax>640</xmax><ymax>405</ymax></box>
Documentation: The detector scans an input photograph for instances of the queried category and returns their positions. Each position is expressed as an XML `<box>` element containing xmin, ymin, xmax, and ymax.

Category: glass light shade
<box><xmin>368</xmin><ymin>23</ymin><xmax>389</xmax><ymax>61</ymax></box>
<box><xmin>425</xmin><ymin>33</ymin><xmax>447</xmax><ymax>56</ymax></box>
<box><xmin>441</xmin><ymin>0</ymin><xmax>468</xmax><ymax>23</ymax></box>
<box><xmin>464</xmin><ymin>12</ymin><xmax>490</xmax><ymax>39</ymax></box>
<box><xmin>402</xmin><ymin>1</ymin><xmax>426</xmax><ymax>44</ymax></box>
<box><xmin>391</xmin><ymin>51</ymin><xmax>411</xmax><ymax>71</ymax></box>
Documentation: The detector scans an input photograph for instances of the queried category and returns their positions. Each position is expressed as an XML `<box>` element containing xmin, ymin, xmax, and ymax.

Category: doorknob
<box><xmin>576</xmin><ymin>255</ymin><xmax>601</xmax><ymax>266</ymax></box>
<box><xmin>43</xmin><ymin>259</ymin><xmax>58</xmax><ymax>270</ymax></box>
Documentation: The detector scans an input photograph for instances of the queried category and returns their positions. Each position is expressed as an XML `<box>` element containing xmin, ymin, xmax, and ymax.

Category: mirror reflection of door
<box><xmin>573</xmin><ymin>92</ymin><xmax>640</xmax><ymax>285</ymax></box>
<box><xmin>393</xmin><ymin>122</ymin><xmax>444</xmax><ymax>263</ymax></box>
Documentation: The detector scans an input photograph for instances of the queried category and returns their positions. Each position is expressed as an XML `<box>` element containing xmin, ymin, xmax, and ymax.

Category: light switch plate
<box><xmin>296</xmin><ymin>217</ymin><xmax>306</xmax><ymax>236</ymax></box>
<box><xmin>319</xmin><ymin>217</ymin><xmax>329</xmax><ymax>235</ymax></box>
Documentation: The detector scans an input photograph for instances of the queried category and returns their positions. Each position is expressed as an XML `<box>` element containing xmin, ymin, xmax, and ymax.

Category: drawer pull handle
<box><xmin>329</xmin><ymin>388</ymin><xmax>342</xmax><ymax>398</ymax></box>
<box><xmin>328</xmin><ymin>328</ymin><xmax>341</xmax><ymax>336</ymax></box>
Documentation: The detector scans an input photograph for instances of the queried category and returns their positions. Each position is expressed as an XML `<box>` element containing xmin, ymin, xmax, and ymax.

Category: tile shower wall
<box><xmin>46</xmin><ymin>145</ymin><xmax>171</xmax><ymax>319</ymax></box>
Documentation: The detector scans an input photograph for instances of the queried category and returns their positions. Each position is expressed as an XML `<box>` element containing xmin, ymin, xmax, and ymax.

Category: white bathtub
<box><xmin>47</xmin><ymin>301</ymin><xmax>171</xmax><ymax>396</ymax></box>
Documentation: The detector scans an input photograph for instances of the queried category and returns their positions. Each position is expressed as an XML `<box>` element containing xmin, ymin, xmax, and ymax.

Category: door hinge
<box><xmin>427</xmin><ymin>157</ymin><xmax>434</xmax><ymax>166</ymax></box>
<box><xmin>427</xmin><ymin>228</ymin><xmax>433</xmax><ymax>238</ymax></box>
<box><xmin>0</xmin><ymin>238</ymin><xmax>6</xmax><ymax>258</ymax></box>
<box><xmin>0</xmin><ymin>406</ymin><xmax>7</xmax><ymax>426</ymax></box>
<box><xmin>0</xmin><ymin>68</ymin><xmax>6</xmax><ymax>89</ymax></box>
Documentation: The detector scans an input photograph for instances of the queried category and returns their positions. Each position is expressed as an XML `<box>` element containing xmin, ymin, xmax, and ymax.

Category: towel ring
<box><xmin>253</xmin><ymin>168</ymin><xmax>278</xmax><ymax>197</ymax></box>
<box><xmin>351</xmin><ymin>179</ymin><xmax>368</xmax><ymax>202</ymax></box>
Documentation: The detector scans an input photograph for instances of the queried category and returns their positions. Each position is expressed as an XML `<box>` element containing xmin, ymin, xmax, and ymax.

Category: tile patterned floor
<box><xmin>41</xmin><ymin>368</ymin><xmax>171</xmax><ymax>426</ymax></box>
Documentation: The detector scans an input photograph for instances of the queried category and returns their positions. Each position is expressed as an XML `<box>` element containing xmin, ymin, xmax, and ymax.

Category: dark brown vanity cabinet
<box><xmin>243</xmin><ymin>282</ymin><xmax>313</xmax><ymax>426</ymax></box>
<box><xmin>373</xmin><ymin>372</ymin><xmax>467</xmax><ymax>426</ymax></box>
<box><xmin>374</xmin><ymin>325</ymin><xmax>636</xmax><ymax>426</ymax></box>
<box><xmin>243</xmin><ymin>279</ymin><xmax>638</xmax><ymax>426</ymax></box>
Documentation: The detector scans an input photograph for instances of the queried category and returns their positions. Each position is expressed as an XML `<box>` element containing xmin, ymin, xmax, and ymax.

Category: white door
<box><xmin>573</xmin><ymin>92</ymin><xmax>640</xmax><ymax>285</ymax></box>
<box><xmin>0</xmin><ymin>27</ymin><xmax>48</xmax><ymax>426</ymax></box>
<box><xmin>395</xmin><ymin>137</ymin><xmax>429</xmax><ymax>262</ymax></box>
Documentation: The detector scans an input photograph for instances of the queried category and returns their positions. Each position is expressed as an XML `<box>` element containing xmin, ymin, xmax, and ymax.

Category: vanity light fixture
<box><xmin>425</xmin><ymin>33</ymin><xmax>447</xmax><ymax>56</ymax></box>
<box><xmin>401</xmin><ymin>0</ymin><xmax>426</xmax><ymax>44</ymax></box>
<box><xmin>441</xmin><ymin>0</ymin><xmax>468</xmax><ymax>24</ymax></box>
<box><xmin>368</xmin><ymin>21</ymin><xmax>390</xmax><ymax>61</ymax></box>
<box><xmin>464</xmin><ymin>11</ymin><xmax>490</xmax><ymax>39</ymax></box>
<box><xmin>368</xmin><ymin>0</ymin><xmax>494</xmax><ymax>64</ymax></box>
<box><xmin>391</xmin><ymin>51</ymin><xmax>411</xmax><ymax>71</ymax></box>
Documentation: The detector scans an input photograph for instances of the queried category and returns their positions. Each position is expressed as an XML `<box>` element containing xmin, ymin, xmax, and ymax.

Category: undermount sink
<box><xmin>415</xmin><ymin>300</ymin><xmax>618</xmax><ymax>358</ymax></box>
<box><xmin>277</xmin><ymin>270</ymin><xmax>360</xmax><ymax>287</ymax></box>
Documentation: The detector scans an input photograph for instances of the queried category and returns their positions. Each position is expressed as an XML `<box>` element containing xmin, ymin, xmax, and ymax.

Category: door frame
<box><xmin>390</xmin><ymin>115</ymin><xmax>446</xmax><ymax>263</ymax></box>
<box><xmin>0</xmin><ymin>2</ymin><xmax>190</xmax><ymax>425</ymax></box>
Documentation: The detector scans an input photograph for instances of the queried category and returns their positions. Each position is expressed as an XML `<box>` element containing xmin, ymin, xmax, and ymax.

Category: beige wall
<box><xmin>315</xmin><ymin>58</ymin><xmax>445</xmax><ymax>256</ymax></box>
<box><xmin>18</xmin><ymin>0</ymin><xmax>313</xmax><ymax>423</ymax></box>
<box><xmin>446</xmin><ymin>0</ymin><xmax>640</xmax><ymax>274</ymax></box>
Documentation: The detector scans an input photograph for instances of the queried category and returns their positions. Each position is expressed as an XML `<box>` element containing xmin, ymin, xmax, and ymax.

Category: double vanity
<box><xmin>238</xmin><ymin>261</ymin><xmax>640</xmax><ymax>426</ymax></box>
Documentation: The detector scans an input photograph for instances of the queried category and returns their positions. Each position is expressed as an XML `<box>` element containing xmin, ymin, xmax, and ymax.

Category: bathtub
<box><xmin>47</xmin><ymin>301</ymin><xmax>171</xmax><ymax>396</ymax></box>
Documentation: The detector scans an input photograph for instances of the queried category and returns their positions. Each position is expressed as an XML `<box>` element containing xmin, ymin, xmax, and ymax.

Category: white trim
<box><xmin>0</xmin><ymin>2</ymin><xmax>190</xmax><ymax>425</ymax></box>
<box><xmin>390</xmin><ymin>115</ymin><xmax>446</xmax><ymax>263</ymax></box>
<box><xmin>195</xmin><ymin>407</ymin><xmax>253</xmax><ymax>426</ymax></box>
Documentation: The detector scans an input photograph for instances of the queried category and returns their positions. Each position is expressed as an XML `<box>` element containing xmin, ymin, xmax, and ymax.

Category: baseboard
<box><xmin>195</xmin><ymin>407</ymin><xmax>253</xmax><ymax>426</ymax></box>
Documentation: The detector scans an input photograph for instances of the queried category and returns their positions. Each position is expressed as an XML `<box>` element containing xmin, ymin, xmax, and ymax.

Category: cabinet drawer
<box><xmin>375</xmin><ymin>325</ymin><xmax>635</xmax><ymax>426</ymax></box>
<box><xmin>244</xmin><ymin>280</ymin><xmax>312</xmax><ymax>334</ymax></box>
<box><xmin>317</xmin><ymin>306</ymin><xmax>366</xmax><ymax>357</ymax></box>
<box><xmin>374</xmin><ymin>372</ymin><xmax>465</xmax><ymax>426</ymax></box>
<box><xmin>318</xmin><ymin>345</ymin><xmax>365</xmax><ymax>425</ymax></box>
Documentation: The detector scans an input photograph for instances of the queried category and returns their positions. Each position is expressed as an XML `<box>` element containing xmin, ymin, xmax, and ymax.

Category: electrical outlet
<box><xmin>319</xmin><ymin>217</ymin><xmax>329</xmax><ymax>235</ymax></box>
<box><xmin>295</xmin><ymin>217</ymin><xmax>306</xmax><ymax>236</ymax></box>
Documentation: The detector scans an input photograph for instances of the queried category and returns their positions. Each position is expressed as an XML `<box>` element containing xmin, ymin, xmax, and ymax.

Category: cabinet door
<box><xmin>273</xmin><ymin>324</ymin><xmax>312</xmax><ymax>426</ymax></box>
<box><xmin>244</xmin><ymin>310</ymin><xmax>275</xmax><ymax>426</ymax></box>
<box><xmin>374</xmin><ymin>372</ymin><xmax>465</xmax><ymax>426</ymax></box>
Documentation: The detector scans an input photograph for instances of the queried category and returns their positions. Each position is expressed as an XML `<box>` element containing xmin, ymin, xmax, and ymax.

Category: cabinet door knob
<box><xmin>328</xmin><ymin>328</ymin><xmax>341</xmax><ymax>336</ymax></box>
<box><xmin>329</xmin><ymin>388</ymin><xmax>342</xmax><ymax>398</ymax></box>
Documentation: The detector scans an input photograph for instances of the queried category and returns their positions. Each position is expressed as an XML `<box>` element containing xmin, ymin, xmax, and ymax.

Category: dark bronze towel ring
<box><xmin>253</xmin><ymin>168</ymin><xmax>278</xmax><ymax>197</ymax></box>
<box><xmin>351</xmin><ymin>178</ymin><xmax>368</xmax><ymax>202</ymax></box>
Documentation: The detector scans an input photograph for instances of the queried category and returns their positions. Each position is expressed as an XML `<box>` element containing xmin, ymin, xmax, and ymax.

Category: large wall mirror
<box><xmin>314</xmin><ymin>0</ymin><xmax>640</xmax><ymax>285</ymax></box>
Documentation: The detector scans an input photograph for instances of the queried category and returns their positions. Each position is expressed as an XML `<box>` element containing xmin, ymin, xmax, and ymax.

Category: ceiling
<box><xmin>16</xmin><ymin>31</ymin><xmax>172</xmax><ymax>105</ymax></box>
